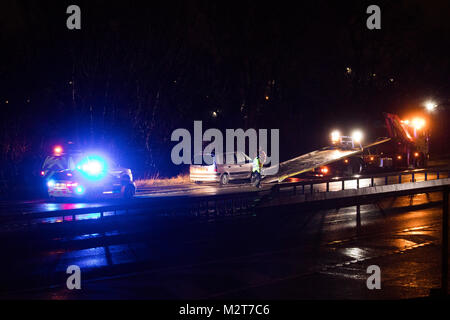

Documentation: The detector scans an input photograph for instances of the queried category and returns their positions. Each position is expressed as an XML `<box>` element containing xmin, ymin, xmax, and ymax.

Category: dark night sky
<box><xmin>0</xmin><ymin>0</ymin><xmax>449</xmax><ymax>179</ymax></box>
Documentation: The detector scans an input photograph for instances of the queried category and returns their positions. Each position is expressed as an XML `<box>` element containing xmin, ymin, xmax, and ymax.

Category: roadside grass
<box><xmin>135</xmin><ymin>173</ymin><xmax>191</xmax><ymax>188</ymax></box>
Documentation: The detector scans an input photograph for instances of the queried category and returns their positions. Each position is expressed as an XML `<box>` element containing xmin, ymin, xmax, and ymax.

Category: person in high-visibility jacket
<box><xmin>252</xmin><ymin>155</ymin><xmax>262</xmax><ymax>188</ymax></box>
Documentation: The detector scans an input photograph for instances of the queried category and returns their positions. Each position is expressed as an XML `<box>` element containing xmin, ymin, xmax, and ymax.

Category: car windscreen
<box><xmin>42</xmin><ymin>156</ymin><xmax>69</xmax><ymax>171</ymax></box>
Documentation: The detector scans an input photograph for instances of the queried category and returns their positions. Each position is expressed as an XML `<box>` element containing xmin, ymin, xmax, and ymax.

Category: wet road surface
<box><xmin>0</xmin><ymin>191</ymin><xmax>447</xmax><ymax>299</ymax></box>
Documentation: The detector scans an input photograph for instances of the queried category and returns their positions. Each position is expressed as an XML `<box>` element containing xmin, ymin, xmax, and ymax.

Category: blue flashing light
<box><xmin>47</xmin><ymin>180</ymin><xmax>55</xmax><ymax>188</ymax></box>
<box><xmin>76</xmin><ymin>155</ymin><xmax>108</xmax><ymax>181</ymax></box>
<box><xmin>75</xmin><ymin>186</ymin><xmax>85</xmax><ymax>195</ymax></box>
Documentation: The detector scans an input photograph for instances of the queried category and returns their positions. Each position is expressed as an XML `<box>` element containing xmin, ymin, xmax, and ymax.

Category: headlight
<box><xmin>47</xmin><ymin>180</ymin><xmax>55</xmax><ymax>188</ymax></box>
<box><xmin>74</xmin><ymin>186</ymin><xmax>85</xmax><ymax>195</ymax></box>
<box><xmin>352</xmin><ymin>130</ymin><xmax>363</xmax><ymax>143</ymax></box>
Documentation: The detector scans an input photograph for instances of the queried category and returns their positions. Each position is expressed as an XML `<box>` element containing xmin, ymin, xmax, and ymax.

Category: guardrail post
<box><xmin>437</xmin><ymin>172</ymin><xmax>440</xmax><ymax>180</ymax></box>
<box><xmin>356</xmin><ymin>204</ymin><xmax>361</xmax><ymax>228</ymax></box>
<box><xmin>398</xmin><ymin>174</ymin><xmax>402</xmax><ymax>184</ymax></box>
<box><xmin>310</xmin><ymin>184</ymin><xmax>314</xmax><ymax>194</ymax></box>
<box><xmin>441</xmin><ymin>186</ymin><xmax>449</xmax><ymax>294</ymax></box>
<box><xmin>302</xmin><ymin>184</ymin><xmax>305</xmax><ymax>194</ymax></box>
<box><xmin>425</xmin><ymin>172</ymin><xmax>428</xmax><ymax>181</ymax></box>
<box><xmin>293</xmin><ymin>185</ymin><xmax>297</xmax><ymax>195</ymax></box>
<box><xmin>357</xmin><ymin>179</ymin><xmax>360</xmax><ymax>189</ymax></box>
<box><xmin>371</xmin><ymin>177</ymin><xmax>374</xmax><ymax>187</ymax></box>
<box><xmin>326</xmin><ymin>182</ymin><xmax>329</xmax><ymax>192</ymax></box>
<box><xmin>411</xmin><ymin>172</ymin><xmax>415</xmax><ymax>182</ymax></box>
<box><xmin>342</xmin><ymin>180</ymin><xmax>345</xmax><ymax>190</ymax></box>
<box><xmin>385</xmin><ymin>176</ymin><xmax>388</xmax><ymax>185</ymax></box>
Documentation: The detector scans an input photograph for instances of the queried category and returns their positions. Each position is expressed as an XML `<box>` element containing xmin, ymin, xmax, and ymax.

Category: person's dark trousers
<box><xmin>252</xmin><ymin>171</ymin><xmax>261</xmax><ymax>188</ymax></box>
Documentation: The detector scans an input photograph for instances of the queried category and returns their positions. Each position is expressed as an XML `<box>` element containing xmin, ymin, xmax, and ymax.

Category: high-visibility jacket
<box><xmin>252</xmin><ymin>157</ymin><xmax>261</xmax><ymax>173</ymax></box>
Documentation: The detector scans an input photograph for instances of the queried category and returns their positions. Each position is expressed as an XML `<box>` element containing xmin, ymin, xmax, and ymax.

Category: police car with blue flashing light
<box><xmin>42</xmin><ymin>146</ymin><xmax>135</xmax><ymax>199</ymax></box>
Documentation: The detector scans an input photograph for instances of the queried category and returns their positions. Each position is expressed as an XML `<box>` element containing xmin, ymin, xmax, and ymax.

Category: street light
<box><xmin>424</xmin><ymin>101</ymin><xmax>437</xmax><ymax>112</ymax></box>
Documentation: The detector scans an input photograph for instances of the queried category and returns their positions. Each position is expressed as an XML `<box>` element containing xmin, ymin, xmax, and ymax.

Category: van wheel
<box><xmin>220</xmin><ymin>173</ymin><xmax>229</xmax><ymax>185</ymax></box>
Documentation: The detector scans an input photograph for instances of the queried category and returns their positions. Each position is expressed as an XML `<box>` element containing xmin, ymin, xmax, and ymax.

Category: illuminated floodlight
<box><xmin>47</xmin><ymin>180</ymin><xmax>55</xmax><ymax>188</ymax></box>
<box><xmin>331</xmin><ymin>130</ymin><xmax>341</xmax><ymax>144</ymax></box>
<box><xmin>412</xmin><ymin>118</ymin><xmax>425</xmax><ymax>130</ymax></box>
<box><xmin>352</xmin><ymin>130</ymin><xmax>363</xmax><ymax>144</ymax></box>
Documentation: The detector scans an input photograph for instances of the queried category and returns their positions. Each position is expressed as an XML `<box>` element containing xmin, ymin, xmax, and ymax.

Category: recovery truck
<box><xmin>263</xmin><ymin>112</ymin><xmax>429</xmax><ymax>183</ymax></box>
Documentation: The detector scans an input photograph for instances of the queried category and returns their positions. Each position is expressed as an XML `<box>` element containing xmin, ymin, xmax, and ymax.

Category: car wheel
<box><xmin>123</xmin><ymin>184</ymin><xmax>135</xmax><ymax>199</ymax></box>
<box><xmin>220</xmin><ymin>173</ymin><xmax>229</xmax><ymax>185</ymax></box>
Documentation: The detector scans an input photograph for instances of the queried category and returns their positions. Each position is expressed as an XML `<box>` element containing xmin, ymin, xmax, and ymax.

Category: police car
<box><xmin>42</xmin><ymin>146</ymin><xmax>136</xmax><ymax>199</ymax></box>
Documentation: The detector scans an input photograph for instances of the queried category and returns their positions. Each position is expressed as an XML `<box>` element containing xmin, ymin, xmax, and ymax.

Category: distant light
<box><xmin>5</xmin><ymin>100</ymin><xmax>8</xmax><ymax>104</ymax></box>
<box><xmin>331</xmin><ymin>130</ymin><xmax>341</xmax><ymax>144</ymax></box>
<box><xmin>265</xmin><ymin>96</ymin><xmax>269</xmax><ymax>101</ymax></box>
<box><xmin>389</xmin><ymin>78</ymin><xmax>394</xmax><ymax>83</ymax></box>
<box><xmin>352</xmin><ymin>130</ymin><xmax>363</xmax><ymax>143</ymax></box>
<box><xmin>424</xmin><ymin>101</ymin><xmax>437</xmax><ymax>112</ymax></box>
<box><xmin>344</xmin><ymin>159</ymin><xmax>349</xmax><ymax>164</ymax></box>
<box><xmin>370</xmin><ymin>156</ymin><xmax>374</xmax><ymax>161</ymax></box>
<box><xmin>40</xmin><ymin>171</ymin><xmax>45</xmax><ymax>176</ymax></box>
<box><xmin>397</xmin><ymin>155</ymin><xmax>402</xmax><ymax>160</ymax></box>
<box><xmin>414</xmin><ymin>152</ymin><xmax>419</xmax><ymax>157</ymax></box>
<box><xmin>54</xmin><ymin>146</ymin><xmax>63</xmax><ymax>155</ymax></box>
<box><xmin>346</xmin><ymin>67</ymin><xmax>352</xmax><ymax>74</ymax></box>
<box><xmin>212</xmin><ymin>111</ymin><xmax>218</xmax><ymax>118</ymax></box>
<box><xmin>47</xmin><ymin>180</ymin><xmax>55</xmax><ymax>188</ymax></box>
<box><xmin>320</xmin><ymin>167</ymin><xmax>329</xmax><ymax>174</ymax></box>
